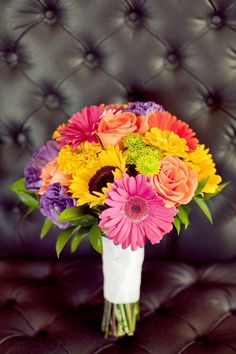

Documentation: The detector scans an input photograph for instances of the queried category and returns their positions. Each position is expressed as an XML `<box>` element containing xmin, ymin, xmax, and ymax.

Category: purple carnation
<box><xmin>126</xmin><ymin>101</ymin><xmax>165</xmax><ymax>116</ymax></box>
<box><xmin>24</xmin><ymin>140</ymin><xmax>59</xmax><ymax>192</ymax></box>
<box><xmin>40</xmin><ymin>183</ymin><xmax>76</xmax><ymax>229</ymax></box>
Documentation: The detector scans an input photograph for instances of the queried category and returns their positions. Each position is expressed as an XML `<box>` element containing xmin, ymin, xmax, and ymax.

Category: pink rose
<box><xmin>97</xmin><ymin>112</ymin><xmax>145</xmax><ymax>148</ymax></box>
<box><xmin>152</xmin><ymin>156</ymin><xmax>198</xmax><ymax>207</ymax></box>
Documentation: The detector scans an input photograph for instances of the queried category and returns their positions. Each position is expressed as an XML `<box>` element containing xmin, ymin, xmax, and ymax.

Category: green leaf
<box><xmin>75</xmin><ymin>215</ymin><xmax>96</xmax><ymax>227</ymax></box>
<box><xmin>89</xmin><ymin>222</ymin><xmax>103</xmax><ymax>254</ymax></box>
<box><xmin>194</xmin><ymin>177</ymin><xmax>209</xmax><ymax>196</ymax></box>
<box><xmin>216</xmin><ymin>181</ymin><xmax>231</xmax><ymax>192</ymax></box>
<box><xmin>200</xmin><ymin>181</ymin><xmax>230</xmax><ymax>200</ymax></box>
<box><xmin>194</xmin><ymin>197</ymin><xmax>213</xmax><ymax>224</ymax></box>
<box><xmin>56</xmin><ymin>227</ymin><xmax>75</xmax><ymax>258</ymax></box>
<box><xmin>40</xmin><ymin>218</ymin><xmax>54</xmax><ymax>239</ymax></box>
<box><xmin>70</xmin><ymin>227</ymin><xmax>89</xmax><ymax>253</ymax></box>
<box><xmin>177</xmin><ymin>206</ymin><xmax>190</xmax><ymax>229</ymax></box>
<box><xmin>173</xmin><ymin>216</ymin><xmax>181</xmax><ymax>235</ymax></box>
<box><xmin>58</xmin><ymin>207</ymin><xmax>84</xmax><ymax>222</ymax></box>
<box><xmin>10</xmin><ymin>178</ymin><xmax>26</xmax><ymax>192</ymax></box>
<box><xmin>15</xmin><ymin>191</ymin><xmax>39</xmax><ymax>208</ymax></box>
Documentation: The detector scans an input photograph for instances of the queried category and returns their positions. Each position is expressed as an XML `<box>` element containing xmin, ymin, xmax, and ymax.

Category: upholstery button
<box><xmin>43</xmin><ymin>10</ymin><xmax>56</xmax><ymax>24</ymax></box>
<box><xmin>5</xmin><ymin>52</ymin><xmax>18</xmax><ymax>66</ymax></box>
<box><xmin>167</xmin><ymin>52</ymin><xmax>178</xmax><ymax>64</ymax></box>
<box><xmin>156</xmin><ymin>307</ymin><xmax>169</xmax><ymax>315</ymax></box>
<box><xmin>85</xmin><ymin>52</ymin><xmax>99</xmax><ymax>68</ymax></box>
<box><xmin>4</xmin><ymin>299</ymin><xmax>16</xmax><ymax>308</ymax></box>
<box><xmin>196</xmin><ymin>335</ymin><xmax>210</xmax><ymax>344</ymax></box>
<box><xmin>17</xmin><ymin>132</ymin><xmax>27</xmax><ymax>145</ymax></box>
<box><xmin>44</xmin><ymin>94</ymin><xmax>60</xmax><ymax>109</ymax></box>
<box><xmin>12</xmin><ymin>206</ymin><xmax>20</xmax><ymax>215</ymax></box>
<box><xmin>85</xmin><ymin>53</ymin><xmax>96</xmax><ymax>63</ymax></box>
<box><xmin>36</xmin><ymin>329</ymin><xmax>48</xmax><ymax>337</ymax></box>
<box><xmin>129</xmin><ymin>11</ymin><xmax>139</xmax><ymax>22</ymax></box>
<box><xmin>45</xmin><ymin>10</ymin><xmax>54</xmax><ymax>20</ymax></box>
<box><xmin>211</xmin><ymin>15</ymin><xmax>223</xmax><ymax>27</ymax></box>
<box><xmin>206</xmin><ymin>96</ymin><xmax>214</xmax><ymax>106</ymax></box>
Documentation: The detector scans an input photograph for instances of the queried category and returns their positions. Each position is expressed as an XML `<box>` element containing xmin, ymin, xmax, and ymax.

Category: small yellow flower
<box><xmin>186</xmin><ymin>144</ymin><xmax>222</xmax><ymax>193</ymax></box>
<box><xmin>143</xmin><ymin>128</ymin><xmax>189</xmax><ymax>158</ymax></box>
<box><xmin>69</xmin><ymin>145</ymin><xmax>126</xmax><ymax>207</ymax></box>
<box><xmin>57</xmin><ymin>142</ymin><xmax>102</xmax><ymax>175</ymax></box>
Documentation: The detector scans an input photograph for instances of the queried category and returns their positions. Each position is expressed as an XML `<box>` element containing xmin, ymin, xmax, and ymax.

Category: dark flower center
<box><xmin>89</xmin><ymin>166</ymin><xmax>116</xmax><ymax>194</ymax></box>
<box><xmin>124</xmin><ymin>196</ymin><xmax>149</xmax><ymax>222</ymax></box>
<box><xmin>131</xmin><ymin>205</ymin><xmax>141</xmax><ymax>213</ymax></box>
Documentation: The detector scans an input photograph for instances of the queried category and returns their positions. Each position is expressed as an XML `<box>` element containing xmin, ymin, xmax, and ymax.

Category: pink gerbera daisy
<box><xmin>148</xmin><ymin>111</ymin><xmax>199</xmax><ymax>152</ymax></box>
<box><xmin>99</xmin><ymin>174</ymin><xmax>177</xmax><ymax>251</ymax></box>
<box><xmin>56</xmin><ymin>104</ymin><xmax>104</xmax><ymax>149</ymax></box>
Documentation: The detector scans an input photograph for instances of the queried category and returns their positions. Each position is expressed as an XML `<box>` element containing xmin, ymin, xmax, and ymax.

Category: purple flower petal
<box><xmin>126</xmin><ymin>101</ymin><xmax>165</xmax><ymax>116</ymax></box>
<box><xmin>40</xmin><ymin>183</ymin><xmax>76</xmax><ymax>229</ymax></box>
<box><xmin>24</xmin><ymin>140</ymin><xmax>59</xmax><ymax>192</ymax></box>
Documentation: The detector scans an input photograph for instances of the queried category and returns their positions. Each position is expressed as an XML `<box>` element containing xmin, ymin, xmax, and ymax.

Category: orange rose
<box><xmin>39</xmin><ymin>159</ymin><xmax>71</xmax><ymax>195</ymax></box>
<box><xmin>136</xmin><ymin>115</ymin><xmax>149</xmax><ymax>134</ymax></box>
<box><xmin>152</xmin><ymin>156</ymin><xmax>198</xmax><ymax>207</ymax></box>
<box><xmin>97</xmin><ymin>112</ymin><xmax>145</xmax><ymax>148</ymax></box>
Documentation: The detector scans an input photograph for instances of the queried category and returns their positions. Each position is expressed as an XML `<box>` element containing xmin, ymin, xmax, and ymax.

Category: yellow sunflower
<box><xmin>69</xmin><ymin>145</ymin><xmax>126</xmax><ymax>207</ymax></box>
<box><xmin>186</xmin><ymin>144</ymin><xmax>222</xmax><ymax>193</ymax></box>
<box><xmin>57</xmin><ymin>142</ymin><xmax>102</xmax><ymax>175</ymax></box>
<box><xmin>143</xmin><ymin>128</ymin><xmax>189</xmax><ymax>158</ymax></box>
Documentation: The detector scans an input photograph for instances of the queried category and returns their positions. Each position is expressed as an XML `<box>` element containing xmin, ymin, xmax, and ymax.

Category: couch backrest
<box><xmin>0</xmin><ymin>0</ymin><xmax>235</xmax><ymax>261</ymax></box>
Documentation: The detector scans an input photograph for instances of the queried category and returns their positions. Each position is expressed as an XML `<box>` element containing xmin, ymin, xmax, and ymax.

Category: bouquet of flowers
<box><xmin>11</xmin><ymin>101</ymin><xmax>226</xmax><ymax>338</ymax></box>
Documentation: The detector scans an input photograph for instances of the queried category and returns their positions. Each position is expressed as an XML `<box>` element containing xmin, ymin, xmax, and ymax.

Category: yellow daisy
<box><xmin>143</xmin><ymin>128</ymin><xmax>189</xmax><ymax>158</ymax></box>
<box><xmin>186</xmin><ymin>144</ymin><xmax>222</xmax><ymax>193</ymax></box>
<box><xmin>69</xmin><ymin>145</ymin><xmax>126</xmax><ymax>207</ymax></box>
<box><xmin>57</xmin><ymin>142</ymin><xmax>102</xmax><ymax>175</ymax></box>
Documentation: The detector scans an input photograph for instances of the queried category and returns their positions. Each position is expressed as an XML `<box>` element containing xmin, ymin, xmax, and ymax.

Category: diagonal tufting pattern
<box><xmin>0</xmin><ymin>0</ymin><xmax>235</xmax><ymax>260</ymax></box>
<box><xmin>0</xmin><ymin>259</ymin><xmax>235</xmax><ymax>354</ymax></box>
<box><xmin>0</xmin><ymin>0</ymin><xmax>236</xmax><ymax>352</ymax></box>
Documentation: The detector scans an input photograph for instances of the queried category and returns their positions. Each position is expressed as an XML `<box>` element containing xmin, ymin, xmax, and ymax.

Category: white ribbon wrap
<box><xmin>102</xmin><ymin>237</ymin><xmax>145</xmax><ymax>304</ymax></box>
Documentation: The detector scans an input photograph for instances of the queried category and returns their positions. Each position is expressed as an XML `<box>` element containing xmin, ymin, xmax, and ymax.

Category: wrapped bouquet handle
<box><xmin>102</xmin><ymin>237</ymin><xmax>144</xmax><ymax>337</ymax></box>
<box><xmin>102</xmin><ymin>237</ymin><xmax>144</xmax><ymax>304</ymax></box>
<box><xmin>11</xmin><ymin>101</ymin><xmax>226</xmax><ymax>338</ymax></box>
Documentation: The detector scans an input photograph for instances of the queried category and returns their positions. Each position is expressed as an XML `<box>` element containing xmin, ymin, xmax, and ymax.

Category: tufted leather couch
<box><xmin>0</xmin><ymin>0</ymin><xmax>236</xmax><ymax>353</ymax></box>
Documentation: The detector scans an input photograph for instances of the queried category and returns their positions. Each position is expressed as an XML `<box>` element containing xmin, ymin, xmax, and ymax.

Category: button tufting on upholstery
<box><xmin>43</xmin><ymin>9</ymin><xmax>57</xmax><ymax>25</ymax></box>
<box><xmin>125</xmin><ymin>6</ymin><xmax>144</xmax><ymax>26</ymax></box>
<box><xmin>211</xmin><ymin>15</ymin><xmax>223</xmax><ymax>28</ymax></box>
<box><xmin>3</xmin><ymin>121</ymin><xmax>31</xmax><ymax>147</ymax></box>
<box><xmin>205</xmin><ymin>96</ymin><xmax>214</xmax><ymax>106</ymax></box>
<box><xmin>36</xmin><ymin>329</ymin><xmax>48</xmax><ymax>337</ymax></box>
<box><xmin>84</xmin><ymin>52</ymin><xmax>99</xmax><ymax>69</ymax></box>
<box><xmin>205</xmin><ymin>94</ymin><xmax>220</xmax><ymax>108</ymax></box>
<box><xmin>155</xmin><ymin>307</ymin><xmax>169</xmax><ymax>315</ymax></box>
<box><xmin>195</xmin><ymin>335</ymin><xmax>211</xmax><ymax>345</ymax></box>
<box><xmin>167</xmin><ymin>52</ymin><xmax>178</xmax><ymax>64</ymax></box>
<box><xmin>128</xmin><ymin>11</ymin><xmax>139</xmax><ymax>23</ymax></box>
<box><xmin>45</xmin><ymin>10</ymin><xmax>54</xmax><ymax>20</ymax></box>
<box><xmin>11</xmin><ymin>205</ymin><xmax>21</xmax><ymax>215</ymax></box>
<box><xmin>85</xmin><ymin>53</ymin><xmax>96</xmax><ymax>63</ymax></box>
<box><xmin>43</xmin><ymin>275</ymin><xmax>55</xmax><ymax>283</ymax></box>
<box><xmin>16</xmin><ymin>132</ymin><xmax>27</xmax><ymax>145</ymax></box>
<box><xmin>4</xmin><ymin>299</ymin><xmax>16</xmax><ymax>308</ymax></box>
<box><xmin>44</xmin><ymin>93</ymin><xmax>60</xmax><ymax>109</ymax></box>
<box><xmin>5</xmin><ymin>51</ymin><xmax>18</xmax><ymax>66</ymax></box>
<box><xmin>0</xmin><ymin>0</ymin><xmax>236</xmax><ymax>351</ymax></box>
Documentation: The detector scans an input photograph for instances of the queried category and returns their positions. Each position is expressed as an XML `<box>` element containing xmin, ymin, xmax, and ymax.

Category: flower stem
<box><xmin>101</xmin><ymin>300</ymin><xmax>140</xmax><ymax>338</ymax></box>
